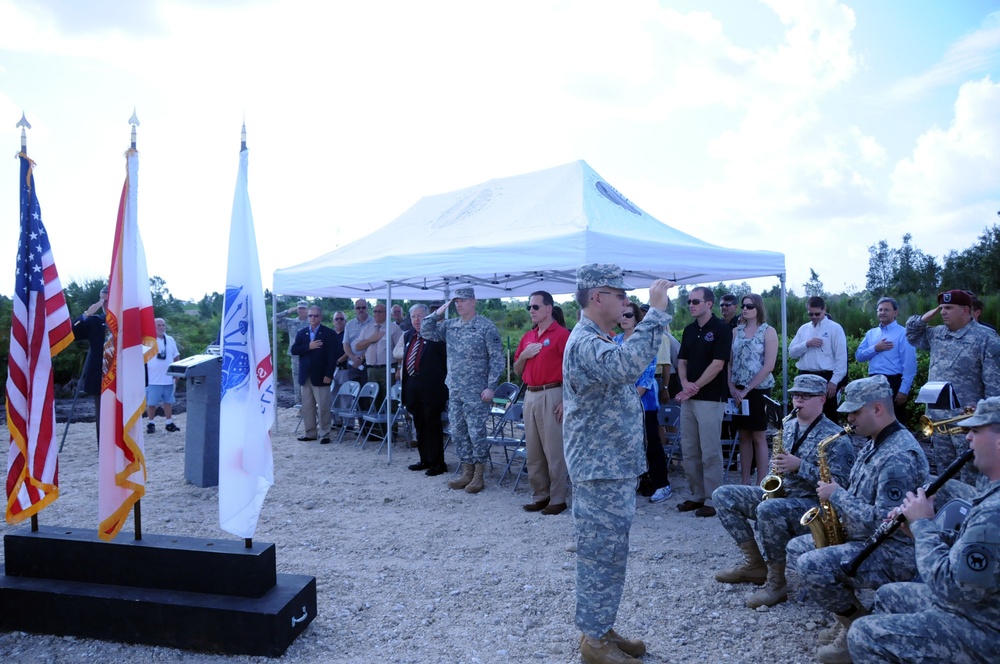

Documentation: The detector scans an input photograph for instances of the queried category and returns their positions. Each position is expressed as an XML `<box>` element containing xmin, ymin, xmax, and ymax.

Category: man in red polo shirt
<box><xmin>514</xmin><ymin>290</ymin><xmax>571</xmax><ymax>515</ymax></box>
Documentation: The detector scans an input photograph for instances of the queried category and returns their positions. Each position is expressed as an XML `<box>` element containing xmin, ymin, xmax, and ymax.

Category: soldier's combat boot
<box><xmin>714</xmin><ymin>540</ymin><xmax>767</xmax><ymax>585</ymax></box>
<box><xmin>605</xmin><ymin>629</ymin><xmax>646</xmax><ymax>657</ymax></box>
<box><xmin>817</xmin><ymin>617</ymin><xmax>842</xmax><ymax>646</ymax></box>
<box><xmin>817</xmin><ymin>602</ymin><xmax>868</xmax><ymax>664</ymax></box>
<box><xmin>448</xmin><ymin>463</ymin><xmax>474</xmax><ymax>490</ymax></box>
<box><xmin>745</xmin><ymin>563</ymin><xmax>787</xmax><ymax>608</ymax></box>
<box><xmin>464</xmin><ymin>463</ymin><xmax>486</xmax><ymax>494</ymax></box>
<box><xmin>579</xmin><ymin>635</ymin><xmax>642</xmax><ymax>664</ymax></box>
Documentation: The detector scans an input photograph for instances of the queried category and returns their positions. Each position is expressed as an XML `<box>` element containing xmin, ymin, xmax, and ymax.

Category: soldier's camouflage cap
<box><xmin>955</xmin><ymin>397</ymin><xmax>1000</xmax><ymax>427</ymax></box>
<box><xmin>296</xmin><ymin>300</ymin><xmax>309</xmax><ymax>308</ymax></box>
<box><xmin>454</xmin><ymin>287</ymin><xmax>476</xmax><ymax>299</ymax></box>
<box><xmin>788</xmin><ymin>374</ymin><xmax>827</xmax><ymax>396</ymax></box>
<box><xmin>837</xmin><ymin>375</ymin><xmax>892</xmax><ymax>412</ymax></box>
<box><xmin>577</xmin><ymin>263</ymin><xmax>634</xmax><ymax>291</ymax></box>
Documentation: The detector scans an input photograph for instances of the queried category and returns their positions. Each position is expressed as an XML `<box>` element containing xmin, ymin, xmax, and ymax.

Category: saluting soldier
<box><xmin>849</xmin><ymin>396</ymin><xmax>1000</xmax><ymax>663</ymax></box>
<box><xmin>906</xmin><ymin>288</ymin><xmax>1000</xmax><ymax>484</ymax></box>
<box><xmin>562</xmin><ymin>264</ymin><xmax>673</xmax><ymax>664</ymax></box>
<box><xmin>420</xmin><ymin>287</ymin><xmax>503</xmax><ymax>494</ymax></box>
<box><xmin>713</xmin><ymin>374</ymin><xmax>853</xmax><ymax>609</ymax></box>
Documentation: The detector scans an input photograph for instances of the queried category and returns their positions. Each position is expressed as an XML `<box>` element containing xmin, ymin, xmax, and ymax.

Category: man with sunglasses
<box><xmin>789</xmin><ymin>296</ymin><xmax>848</xmax><ymax>422</ymax></box>
<box><xmin>514</xmin><ymin>290</ymin><xmax>571</xmax><ymax>515</ymax></box>
<box><xmin>719</xmin><ymin>293</ymin><xmax>740</xmax><ymax>329</ymax></box>
<box><xmin>343</xmin><ymin>298</ymin><xmax>375</xmax><ymax>384</ymax></box>
<box><xmin>145</xmin><ymin>318</ymin><xmax>182</xmax><ymax>434</ymax></box>
<box><xmin>675</xmin><ymin>286</ymin><xmax>733</xmax><ymax>518</ymax></box>
<box><xmin>562</xmin><ymin>263</ymin><xmax>674</xmax><ymax>664</ymax></box>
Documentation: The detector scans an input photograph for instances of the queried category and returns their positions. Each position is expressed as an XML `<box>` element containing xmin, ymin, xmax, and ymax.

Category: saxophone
<box><xmin>759</xmin><ymin>408</ymin><xmax>799</xmax><ymax>500</ymax></box>
<box><xmin>800</xmin><ymin>425</ymin><xmax>853</xmax><ymax>548</ymax></box>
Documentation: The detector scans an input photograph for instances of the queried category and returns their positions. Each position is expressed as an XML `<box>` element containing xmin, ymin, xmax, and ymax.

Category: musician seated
<box><xmin>786</xmin><ymin>375</ymin><xmax>929</xmax><ymax>664</ymax></box>
<box><xmin>712</xmin><ymin>374</ymin><xmax>854</xmax><ymax>609</ymax></box>
<box><xmin>849</xmin><ymin>397</ymin><xmax>1000</xmax><ymax>664</ymax></box>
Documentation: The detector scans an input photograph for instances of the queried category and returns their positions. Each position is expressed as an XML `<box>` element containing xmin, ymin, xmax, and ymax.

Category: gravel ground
<box><xmin>1</xmin><ymin>402</ymin><xmax>843</xmax><ymax>664</ymax></box>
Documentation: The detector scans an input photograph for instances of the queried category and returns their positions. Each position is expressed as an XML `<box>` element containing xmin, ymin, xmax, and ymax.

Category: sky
<box><xmin>1</xmin><ymin>0</ymin><xmax>999</xmax><ymax>303</ymax></box>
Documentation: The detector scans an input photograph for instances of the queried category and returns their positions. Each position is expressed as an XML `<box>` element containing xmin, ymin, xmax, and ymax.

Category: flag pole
<box><xmin>130</xmin><ymin>109</ymin><xmax>143</xmax><ymax>542</ymax></box>
<box><xmin>242</xmin><ymin>119</ymin><xmax>252</xmax><ymax>551</ymax></box>
<box><xmin>17</xmin><ymin>112</ymin><xmax>39</xmax><ymax>533</ymax></box>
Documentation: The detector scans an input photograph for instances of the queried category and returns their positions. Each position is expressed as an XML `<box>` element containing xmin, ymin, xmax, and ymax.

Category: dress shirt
<box><xmin>855</xmin><ymin>320</ymin><xmax>918</xmax><ymax>394</ymax></box>
<box><xmin>788</xmin><ymin>315</ymin><xmax>848</xmax><ymax>384</ymax></box>
<box><xmin>360</xmin><ymin>321</ymin><xmax>402</xmax><ymax>365</ymax></box>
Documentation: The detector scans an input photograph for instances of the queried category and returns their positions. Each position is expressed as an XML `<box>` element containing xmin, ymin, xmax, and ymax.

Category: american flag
<box><xmin>5</xmin><ymin>154</ymin><xmax>74</xmax><ymax>524</ymax></box>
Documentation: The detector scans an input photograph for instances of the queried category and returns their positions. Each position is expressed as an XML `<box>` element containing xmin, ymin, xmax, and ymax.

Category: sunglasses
<box><xmin>334</xmin><ymin>317</ymin><xmax>346</xmax><ymax>321</ymax></box>
<box><xmin>720</xmin><ymin>301</ymin><xmax>736</xmax><ymax>307</ymax></box>
<box><xmin>686</xmin><ymin>298</ymin><xmax>704</xmax><ymax>306</ymax></box>
<box><xmin>355</xmin><ymin>306</ymin><xmax>368</xmax><ymax>310</ymax></box>
<box><xmin>741</xmin><ymin>303</ymin><xmax>756</xmax><ymax>310</ymax></box>
<box><xmin>526</xmin><ymin>304</ymin><xmax>542</xmax><ymax>311</ymax></box>
<box><xmin>622</xmin><ymin>312</ymin><xmax>635</xmax><ymax>319</ymax></box>
<box><xmin>307</xmin><ymin>314</ymin><xmax>321</xmax><ymax>318</ymax></box>
<box><xmin>808</xmin><ymin>312</ymin><xmax>824</xmax><ymax>318</ymax></box>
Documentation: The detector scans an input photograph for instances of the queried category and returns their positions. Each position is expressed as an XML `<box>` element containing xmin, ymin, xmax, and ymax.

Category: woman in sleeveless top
<box><xmin>727</xmin><ymin>293</ymin><xmax>778</xmax><ymax>485</ymax></box>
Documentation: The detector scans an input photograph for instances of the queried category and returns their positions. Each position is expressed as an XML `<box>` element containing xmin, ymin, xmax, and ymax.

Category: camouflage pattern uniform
<box><xmin>563</xmin><ymin>264</ymin><xmax>668</xmax><ymax>637</ymax></box>
<box><xmin>789</xmin><ymin>377</ymin><xmax>930</xmax><ymax>613</ymax></box>
<box><xmin>714</xmin><ymin>406</ymin><xmax>853</xmax><ymax>565</ymax></box>
<box><xmin>906</xmin><ymin>315</ymin><xmax>1000</xmax><ymax>483</ymax></box>
<box><xmin>420</xmin><ymin>294</ymin><xmax>503</xmax><ymax>465</ymax></box>
<box><xmin>274</xmin><ymin>302</ymin><xmax>310</xmax><ymax>390</ymax></box>
<box><xmin>849</xmin><ymin>397</ymin><xmax>1000</xmax><ymax>663</ymax></box>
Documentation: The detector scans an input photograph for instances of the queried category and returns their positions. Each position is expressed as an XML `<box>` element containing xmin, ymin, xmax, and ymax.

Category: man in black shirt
<box><xmin>676</xmin><ymin>286</ymin><xmax>732</xmax><ymax>517</ymax></box>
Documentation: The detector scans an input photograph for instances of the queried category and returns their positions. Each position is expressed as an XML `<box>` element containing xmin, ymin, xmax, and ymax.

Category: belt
<box><xmin>526</xmin><ymin>381</ymin><xmax>562</xmax><ymax>392</ymax></box>
<box><xmin>369</xmin><ymin>364</ymin><xmax>397</xmax><ymax>369</ymax></box>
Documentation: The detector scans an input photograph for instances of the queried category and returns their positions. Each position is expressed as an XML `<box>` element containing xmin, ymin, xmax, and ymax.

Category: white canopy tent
<box><xmin>274</xmin><ymin>160</ymin><xmax>784</xmax><ymax>299</ymax></box>
<box><xmin>273</xmin><ymin>160</ymin><xmax>789</xmax><ymax>460</ymax></box>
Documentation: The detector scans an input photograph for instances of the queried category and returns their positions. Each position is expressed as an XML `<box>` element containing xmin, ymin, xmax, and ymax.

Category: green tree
<box><xmin>804</xmin><ymin>269</ymin><xmax>825</xmax><ymax>297</ymax></box>
<box><xmin>866</xmin><ymin>239</ymin><xmax>895</xmax><ymax>294</ymax></box>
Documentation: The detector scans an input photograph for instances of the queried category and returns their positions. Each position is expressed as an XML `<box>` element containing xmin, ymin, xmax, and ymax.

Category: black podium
<box><xmin>0</xmin><ymin>526</ymin><xmax>316</xmax><ymax>656</ymax></box>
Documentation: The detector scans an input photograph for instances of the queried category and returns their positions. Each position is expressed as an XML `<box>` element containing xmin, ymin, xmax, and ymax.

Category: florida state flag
<box><xmin>98</xmin><ymin>147</ymin><xmax>156</xmax><ymax>541</ymax></box>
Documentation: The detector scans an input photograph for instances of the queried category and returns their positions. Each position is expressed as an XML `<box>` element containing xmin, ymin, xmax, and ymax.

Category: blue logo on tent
<box><xmin>595</xmin><ymin>181</ymin><xmax>640</xmax><ymax>215</ymax></box>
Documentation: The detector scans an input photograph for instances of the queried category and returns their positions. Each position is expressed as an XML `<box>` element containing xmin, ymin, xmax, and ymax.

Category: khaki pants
<box><xmin>680</xmin><ymin>399</ymin><xmax>725</xmax><ymax>505</ymax></box>
<box><xmin>523</xmin><ymin>387</ymin><xmax>568</xmax><ymax>504</ymax></box>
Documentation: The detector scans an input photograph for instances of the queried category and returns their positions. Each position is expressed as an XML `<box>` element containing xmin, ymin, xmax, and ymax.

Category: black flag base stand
<box><xmin>0</xmin><ymin>526</ymin><xmax>316</xmax><ymax>657</ymax></box>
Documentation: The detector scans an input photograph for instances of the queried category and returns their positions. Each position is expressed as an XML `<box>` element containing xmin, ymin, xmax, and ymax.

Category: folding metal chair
<box><xmin>487</xmin><ymin>402</ymin><xmax>525</xmax><ymax>480</ymax></box>
<box><xmin>336</xmin><ymin>381</ymin><xmax>378</xmax><ymax>446</ymax></box>
<box><xmin>657</xmin><ymin>403</ymin><xmax>682</xmax><ymax>467</ymax></box>
<box><xmin>329</xmin><ymin>379</ymin><xmax>361</xmax><ymax>433</ymax></box>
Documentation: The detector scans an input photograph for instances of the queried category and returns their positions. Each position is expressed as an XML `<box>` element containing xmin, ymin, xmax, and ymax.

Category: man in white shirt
<box><xmin>788</xmin><ymin>296</ymin><xmax>848</xmax><ymax>422</ymax></box>
<box><xmin>145</xmin><ymin>318</ymin><xmax>182</xmax><ymax>434</ymax></box>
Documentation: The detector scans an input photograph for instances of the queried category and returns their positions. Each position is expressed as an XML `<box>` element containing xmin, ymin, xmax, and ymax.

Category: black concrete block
<box><xmin>4</xmin><ymin>526</ymin><xmax>276</xmax><ymax>598</ymax></box>
<box><xmin>0</xmin><ymin>573</ymin><xmax>317</xmax><ymax>657</ymax></box>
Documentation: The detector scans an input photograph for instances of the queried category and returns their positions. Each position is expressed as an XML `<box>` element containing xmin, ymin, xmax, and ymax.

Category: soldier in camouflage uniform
<box><xmin>787</xmin><ymin>375</ymin><xmax>930</xmax><ymax>664</ymax></box>
<box><xmin>563</xmin><ymin>264</ymin><xmax>673</xmax><ymax>664</ymax></box>
<box><xmin>849</xmin><ymin>397</ymin><xmax>1000</xmax><ymax>662</ymax></box>
<box><xmin>420</xmin><ymin>287</ymin><xmax>503</xmax><ymax>494</ymax></box>
<box><xmin>274</xmin><ymin>300</ymin><xmax>310</xmax><ymax>392</ymax></box>
<box><xmin>906</xmin><ymin>288</ymin><xmax>1000</xmax><ymax>484</ymax></box>
<box><xmin>713</xmin><ymin>374</ymin><xmax>854</xmax><ymax>609</ymax></box>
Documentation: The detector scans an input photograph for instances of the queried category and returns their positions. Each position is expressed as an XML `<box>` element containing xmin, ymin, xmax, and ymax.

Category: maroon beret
<box><xmin>937</xmin><ymin>290</ymin><xmax>973</xmax><ymax>307</ymax></box>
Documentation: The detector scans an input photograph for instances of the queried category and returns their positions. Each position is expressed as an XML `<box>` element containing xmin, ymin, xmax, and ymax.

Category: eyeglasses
<box><xmin>355</xmin><ymin>305</ymin><xmax>367</xmax><ymax>310</ymax></box>
<box><xmin>622</xmin><ymin>312</ymin><xmax>635</xmax><ymax>319</ymax></box>
<box><xmin>791</xmin><ymin>394</ymin><xmax>818</xmax><ymax>400</ymax></box>
<box><xmin>686</xmin><ymin>298</ymin><xmax>703</xmax><ymax>306</ymax></box>
<box><xmin>307</xmin><ymin>314</ymin><xmax>321</xmax><ymax>318</ymax></box>
<box><xmin>741</xmin><ymin>303</ymin><xmax>756</xmax><ymax>310</ymax></box>
<box><xmin>526</xmin><ymin>304</ymin><xmax>542</xmax><ymax>311</ymax></box>
<box><xmin>333</xmin><ymin>317</ymin><xmax>346</xmax><ymax>321</ymax></box>
<box><xmin>597</xmin><ymin>290</ymin><xmax>627</xmax><ymax>301</ymax></box>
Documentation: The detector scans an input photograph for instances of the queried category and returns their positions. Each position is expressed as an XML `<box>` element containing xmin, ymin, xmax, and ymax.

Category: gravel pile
<box><xmin>1</xmin><ymin>407</ymin><xmax>837</xmax><ymax>664</ymax></box>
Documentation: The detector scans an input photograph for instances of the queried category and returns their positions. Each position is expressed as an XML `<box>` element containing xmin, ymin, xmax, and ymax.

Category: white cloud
<box><xmin>890</xmin><ymin>76</ymin><xmax>1000</xmax><ymax>211</ymax></box>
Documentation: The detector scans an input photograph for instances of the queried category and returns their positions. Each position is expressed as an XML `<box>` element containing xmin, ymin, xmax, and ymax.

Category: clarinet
<box><xmin>840</xmin><ymin>448</ymin><xmax>974</xmax><ymax>577</ymax></box>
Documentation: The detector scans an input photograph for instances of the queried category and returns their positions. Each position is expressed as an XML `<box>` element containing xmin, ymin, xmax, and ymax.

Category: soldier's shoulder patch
<box><xmin>956</xmin><ymin>526</ymin><xmax>998</xmax><ymax>586</ymax></box>
<box><xmin>880</xmin><ymin>477</ymin><xmax>907</xmax><ymax>504</ymax></box>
